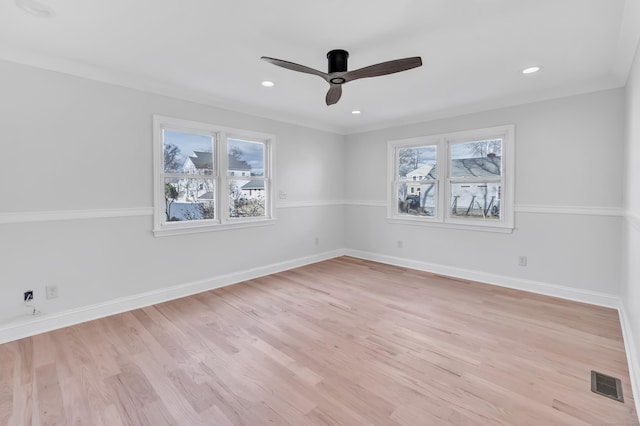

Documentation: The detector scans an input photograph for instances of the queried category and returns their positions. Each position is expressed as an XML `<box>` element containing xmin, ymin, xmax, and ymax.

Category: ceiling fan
<box><xmin>261</xmin><ymin>49</ymin><xmax>422</xmax><ymax>106</ymax></box>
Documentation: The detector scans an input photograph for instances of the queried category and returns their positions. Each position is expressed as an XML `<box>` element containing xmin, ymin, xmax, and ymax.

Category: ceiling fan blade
<box><xmin>326</xmin><ymin>84</ymin><xmax>342</xmax><ymax>105</ymax></box>
<box><xmin>261</xmin><ymin>56</ymin><xmax>330</xmax><ymax>82</ymax></box>
<box><xmin>343</xmin><ymin>57</ymin><xmax>422</xmax><ymax>83</ymax></box>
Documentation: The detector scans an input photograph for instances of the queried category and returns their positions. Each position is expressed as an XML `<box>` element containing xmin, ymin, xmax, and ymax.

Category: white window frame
<box><xmin>153</xmin><ymin>115</ymin><xmax>275</xmax><ymax>237</ymax></box>
<box><xmin>387</xmin><ymin>125</ymin><xmax>514</xmax><ymax>233</ymax></box>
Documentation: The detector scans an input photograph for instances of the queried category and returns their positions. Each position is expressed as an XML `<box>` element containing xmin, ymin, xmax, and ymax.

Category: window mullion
<box><xmin>219</xmin><ymin>131</ymin><xmax>228</xmax><ymax>224</ymax></box>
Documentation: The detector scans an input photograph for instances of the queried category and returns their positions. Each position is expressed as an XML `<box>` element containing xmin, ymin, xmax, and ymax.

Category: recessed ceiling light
<box><xmin>522</xmin><ymin>66</ymin><xmax>541</xmax><ymax>75</ymax></box>
<box><xmin>352</xmin><ymin>110</ymin><xmax>361</xmax><ymax>115</ymax></box>
<box><xmin>261</xmin><ymin>81</ymin><xmax>275</xmax><ymax>87</ymax></box>
<box><xmin>15</xmin><ymin>0</ymin><xmax>55</xmax><ymax>17</ymax></box>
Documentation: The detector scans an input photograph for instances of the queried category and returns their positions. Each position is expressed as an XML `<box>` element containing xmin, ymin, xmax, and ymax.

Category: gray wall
<box><xmin>0</xmin><ymin>59</ymin><xmax>346</xmax><ymax>325</ymax></box>
<box><xmin>623</xmin><ymin>37</ymin><xmax>640</xmax><ymax>407</ymax></box>
<box><xmin>344</xmin><ymin>89</ymin><xmax>625</xmax><ymax>297</ymax></box>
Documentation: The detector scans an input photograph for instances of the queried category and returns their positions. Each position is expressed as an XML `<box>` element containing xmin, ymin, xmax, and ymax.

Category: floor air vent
<box><xmin>591</xmin><ymin>370</ymin><xmax>624</xmax><ymax>403</ymax></box>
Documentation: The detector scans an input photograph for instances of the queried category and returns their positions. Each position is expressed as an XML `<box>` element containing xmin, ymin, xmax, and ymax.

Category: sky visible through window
<box><xmin>229</xmin><ymin>139</ymin><xmax>264</xmax><ymax>175</ymax></box>
<box><xmin>164</xmin><ymin>130</ymin><xmax>264</xmax><ymax>175</ymax></box>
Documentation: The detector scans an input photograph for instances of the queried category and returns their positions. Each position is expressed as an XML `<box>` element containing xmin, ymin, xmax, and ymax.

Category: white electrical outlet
<box><xmin>518</xmin><ymin>256</ymin><xmax>527</xmax><ymax>267</ymax></box>
<box><xmin>315</xmin><ymin>237</ymin><xmax>319</xmax><ymax>245</ymax></box>
<box><xmin>397</xmin><ymin>240</ymin><xmax>404</xmax><ymax>249</ymax></box>
<box><xmin>45</xmin><ymin>285</ymin><xmax>59</xmax><ymax>299</ymax></box>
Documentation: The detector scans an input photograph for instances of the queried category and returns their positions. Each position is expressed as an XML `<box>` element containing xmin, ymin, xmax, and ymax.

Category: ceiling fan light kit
<box><xmin>261</xmin><ymin>49</ymin><xmax>422</xmax><ymax>106</ymax></box>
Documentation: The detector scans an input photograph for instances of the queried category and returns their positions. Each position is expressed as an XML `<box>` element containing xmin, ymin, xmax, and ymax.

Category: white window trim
<box><xmin>153</xmin><ymin>115</ymin><xmax>276</xmax><ymax>237</ymax></box>
<box><xmin>387</xmin><ymin>125</ymin><xmax>515</xmax><ymax>233</ymax></box>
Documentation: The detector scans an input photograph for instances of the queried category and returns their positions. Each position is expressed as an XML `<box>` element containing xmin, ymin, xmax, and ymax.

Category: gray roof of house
<box><xmin>189</xmin><ymin>151</ymin><xmax>213</xmax><ymax>169</ymax></box>
<box><xmin>242</xmin><ymin>180</ymin><xmax>264</xmax><ymax>190</ymax></box>
<box><xmin>426</xmin><ymin>156</ymin><xmax>501</xmax><ymax>179</ymax></box>
<box><xmin>229</xmin><ymin>156</ymin><xmax>251</xmax><ymax>171</ymax></box>
<box><xmin>187</xmin><ymin>152</ymin><xmax>252</xmax><ymax>172</ymax></box>
<box><xmin>197</xmin><ymin>191</ymin><xmax>214</xmax><ymax>200</ymax></box>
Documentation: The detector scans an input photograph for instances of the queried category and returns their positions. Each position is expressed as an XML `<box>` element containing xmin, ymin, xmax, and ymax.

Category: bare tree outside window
<box><xmin>164</xmin><ymin>182</ymin><xmax>178</xmax><ymax>220</ymax></box>
<box><xmin>398</xmin><ymin>147</ymin><xmax>434</xmax><ymax>177</ymax></box>
<box><xmin>164</xmin><ymin>143</ymin><xmax>183</xmax><ymax>172</ymax></box>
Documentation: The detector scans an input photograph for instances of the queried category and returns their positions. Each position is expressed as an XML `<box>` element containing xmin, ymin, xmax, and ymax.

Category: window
<box><xmin>153</xmin><ymin>115</ymin><xmax>274</xmax><ymax>236</ymax></box>
<box><xmin>388</xmin><ymin>125</ymin><xmax>514</xmax><ymax>232</ymax></box>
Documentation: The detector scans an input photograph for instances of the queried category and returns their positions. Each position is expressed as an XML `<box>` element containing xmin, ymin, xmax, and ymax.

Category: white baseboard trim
<box><xmin>618</xmin><ymin>305</ymin><xmax>640</xmax><ymax>419</ymax></box>
<box><xmin>344</xmin><ymin>249</ymin><xmax>620</xmax><ymax>308</ymax></box>
<box><xmin>0</xmin><ymin>249</ymin><xmax>346</xmax><ymax>345</ymax></box>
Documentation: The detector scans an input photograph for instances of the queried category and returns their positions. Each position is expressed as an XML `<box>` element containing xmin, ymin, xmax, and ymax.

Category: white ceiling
<box><xmin>1</xmin><ymin>0</ymin><xmax>639</xmax><ymax>134</ymax></box>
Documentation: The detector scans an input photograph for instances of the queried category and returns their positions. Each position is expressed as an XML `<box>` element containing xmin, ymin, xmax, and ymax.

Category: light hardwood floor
<box><xmin>0</xmin><ymin>256</ymin><xmax>637</xmax><ymax>425</ymax></box>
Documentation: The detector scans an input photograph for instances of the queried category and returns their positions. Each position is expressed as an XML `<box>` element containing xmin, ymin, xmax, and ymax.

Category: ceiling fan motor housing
<box><xmin>327</xmin><ymin>49</ymin><xmax>349</xmax><ymax>73</ymax></box>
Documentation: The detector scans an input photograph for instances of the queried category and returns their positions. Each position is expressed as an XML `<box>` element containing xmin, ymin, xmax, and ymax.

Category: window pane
<box><xmin>164</xmin><ymin>177</ymin><xmax>215</xmax><ymax>222</ymax></box>
<box><xmin>450</xmin><ymin>182</ymin><xmax>500</xmax><ymax>219</ymax></box>
<box><xmin>228</xmin><ymin>139</ymin><xmax>264</xmax><ymax>177</ymax></box>
<box><xmin>163</xmin><ymin>129</ymin><xmax>214</xmax><ymax>174</ymax></box>
<box><xmin>229</xmin><ymin>179</ymin><xmax>266</xmax><ymax>218</ymax></box>
<box><xmin>397</xmin><ymin>145</ymin><xmax>436</xmax><ymax>179</ymax></box>
<box><xmin>450</xmin><ymin>139</ymin><xmax>501</xmax><ymax>178</ymax></box>
<box><xmin>396</xmin><ymin>182</ymin><xmax>436</xmax><ymax>216</ymax></box>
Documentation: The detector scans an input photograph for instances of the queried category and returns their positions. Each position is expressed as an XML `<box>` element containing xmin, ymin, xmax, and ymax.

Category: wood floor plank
<box><xmin>34</xmin><ymin>363</ymin><xmax>66</xmax><ymax>425</ymax></box>
<box><xmin>10</xmin><ymin>384</ymin><xmax>34</xmax><ymax>426</ymax></box>
<box><xmin>0</xmin><ymin>346</ymin><xmax>15</xmax><ymax>425</ymax></box>
<box><xmin>133</xmin><ymin>353</ymin><xmax>205</xmax><ymax>425</ymax></box>
<box><xmin>0</xmin><ymin>256</ymin><xmax>637</xmax><ymax>425</ymax></box>
<box><xmin>58</xmin><ymin>375</ymin><xmax>96</xmax><ymax>425</ymax></box>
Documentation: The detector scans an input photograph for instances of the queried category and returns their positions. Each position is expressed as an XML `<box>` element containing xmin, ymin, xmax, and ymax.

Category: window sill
<box><xmin>386</xmin><ymin>216</ymin><xmax>513</xmax><ymax>234</ymax></box>
<box><xmin>153</xmin><ymin>217</ymin><xmax>276</xmax><ymax>237</ymax></box>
